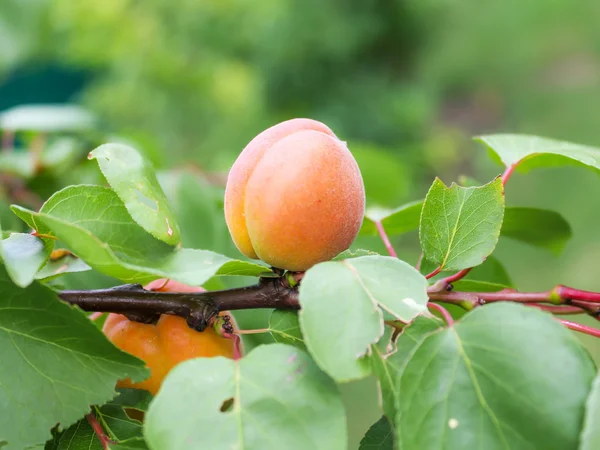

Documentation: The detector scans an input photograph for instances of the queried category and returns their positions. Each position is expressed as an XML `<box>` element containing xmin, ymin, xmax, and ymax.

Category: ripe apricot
<box><xmin>102</xmin><ymin>280</ymin><xmax>237</xmax><ymax>395</ymax></box>
<box><xmin>224</xmin><ymin>118</ymin><xmax>365</xmax><ymax>271</ymax></box>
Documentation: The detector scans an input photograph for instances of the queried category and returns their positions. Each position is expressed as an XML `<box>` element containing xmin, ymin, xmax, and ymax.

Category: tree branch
<box><xmin>58</xmin><ymin>278</ymin><xmax>600</xmax><ymax>337</ymax></box>
<box><xmin>59</xmin><ymin>277</ymin><xmax>299</xmax><ymax>331</ymax></box>
<box><xmin>427</xmin><ymin>285</ymin><xmax>600</xmax><ymax>309</ymax></box>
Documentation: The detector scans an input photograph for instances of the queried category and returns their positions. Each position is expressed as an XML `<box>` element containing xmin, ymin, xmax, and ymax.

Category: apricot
<box><xmin>224</xmin><ymin>118</ymin><xmax>365</xmax><ymax>271</ymax></box>
<box><xmin>102</xmin><ymin>280</ymin><xmax>237</xmax><ymax>395</ymax></box>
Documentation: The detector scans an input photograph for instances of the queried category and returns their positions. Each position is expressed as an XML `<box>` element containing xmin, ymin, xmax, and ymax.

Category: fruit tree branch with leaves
<box><xmin>2</xmin><ymin>119</ymin><xmax>600</xmax><ymax>450</ymax></box>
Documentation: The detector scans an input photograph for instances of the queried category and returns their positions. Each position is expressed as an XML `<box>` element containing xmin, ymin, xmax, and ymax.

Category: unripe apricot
<box><xmin>224</xmin><ymin>118</ymin><xmax>365</xmax><ymax>271</ymax></box>
<box><xmin>102</xmin><ymin>280</ymin><xmax>237</xmax><ymax>395</ymax></box>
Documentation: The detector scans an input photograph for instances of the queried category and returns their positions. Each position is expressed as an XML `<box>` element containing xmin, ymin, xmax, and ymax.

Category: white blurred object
<box><xmin>0</xmin><ymin>104</ymin><xmax>96</xmax><ymax>132</ymax></box>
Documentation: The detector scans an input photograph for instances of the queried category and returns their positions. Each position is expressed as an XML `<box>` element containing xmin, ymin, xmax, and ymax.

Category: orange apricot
<box><xmin>224</xmin><ymin>118</ymin><xmax>365</xmax><ymax>271</ymax></box>
<box><xmin>102</xmin><ymin>280</ymin><xmax>237</xmax><ymax>395</ymax></box>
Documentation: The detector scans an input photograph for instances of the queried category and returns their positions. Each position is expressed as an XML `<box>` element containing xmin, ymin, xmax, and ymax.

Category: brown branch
<box><xmin>58</xmin><ymin>277</ymin><xmax>600</xmax><ymax>338</ymax></box>
<box><xmin>59</xmin><ymin>277</ymin><xmax>299</xmax><ymax>331</ymax></box>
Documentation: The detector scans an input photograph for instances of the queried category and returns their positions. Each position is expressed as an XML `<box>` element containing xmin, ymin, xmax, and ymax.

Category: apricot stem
<box><xmin>428</xmin><ymin>303</ymin><xmax>454</xmax><ymax>326</ymax></box>
<box><xmin>501</xmin><ymin>163</ymin><xmax>518</xmax><ymax>185</ymax></box>
<box><xmin>425</xmin><ymin>266</ymin><xmax>442</xmax><ymax>279</ymax></box>
<box><xmin>223</xmin><ymin>333</ymin><xmax>243</xmax><ymax>360</ymax></box>
<box><xmin>375</xmin><ymin>220</ymin><xmax>398</xmax><ymax>258</ymax></box>
<box><xmin>236</xmin><ymin>328</ymin><xmax>270</xmax><ymax>335</ymax></box>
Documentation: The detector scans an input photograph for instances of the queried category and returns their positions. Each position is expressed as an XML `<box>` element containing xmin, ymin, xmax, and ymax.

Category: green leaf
<box><xmin>45</xmin><ymin>422</ymin><xmax>101</xmax><ymax>450</ymax></box>
<box><xmin>394</xmin><ymin>303</ymin><xmax>596</xmax><ymax>450</ymax></box>
<box><xmin>36</xmin><ymin>255</ymin><xmax>91</xmax><ymax>281</ymax></box>
<box><xmin>333</xmin><ymin>248</ymin><xmax>380</xmax><ymax>261</ymax></box>
<box><xmin>0</xmin><ymin>104</ymin><xmax>95</xmax><ymax>132</ymax></box>
<box><xmin>360</xmin><ymin>201</ymin><xmax>422</xmax><ymax>236</ymax></box>
<box><xmin>580</xmin><ymin>373</ymin><xmax>600</xmax><ymax>450</ymax></box>
<box><xmin>361</xmin><ymin>198</ymin><xmax>566</xmax><ymax>257</ymax></box>
<box><xmin>359</xmin><ymin>417</ymin><xmax>394</xmax><ymax>450</ymax></box>
<box><xmin>92</xmin><ymin>391</ymin><xmax>150</xmax><ymax>442</ymax></box>
<box><xmin>371</xmin><ymin>316</ymin><xmax>443</xmax><ymax>418</ymax></box>
<box><xmin>46</xmin><ymin>389</ymin><xmax>152</xmax><ymax>450</ymax></box>
<box><xmin>111</xmin><ymin>388</ymin><xmax>153</xmax><ymax>412</ymax></box>
<box><xmin>11</xmin><ymin>186</ymin><xmax>270</xmax><ymax>285</ymax></box>
<box><xmin>476</xmin><ymin>134</ymin><xmax>600</xmax><ymax>173</ymax></box>
<box><xmin>112</xmin><ymin>438</ymin><xmax>149</xmax><ymax>450</ymax></box>
<box><xmin>419</xmin><ymin>178</ymin><xmax>505</xmax><ymax>271</ymax></box>
<box><xmin>144</xmin><ymin>344</ymin><xmax>346</xmax><ymax>450</ymax></box>
<box><xmin>0</xmin><ymin>228</ymin><xmax>50</xmax><ymax>287</ymax></box>
<box><xmin>0</xmin><ymin>266</ymin><xmax>148</xmax><ymax>450</ymax></box>
<box><xmin>502</xmin><ymin>207</ymin><xmax>571</xmax><ymax>255</ymax></box>
<box><xmin>268</xmin><ymin>310</ymin><xmax>305</xmax><ymax>350</ymax></box>
<box><xmin>11</xmin><ymin>202</ymin><xmax>52</xmax><ymax>236</ymax></box>
<box><xmin>299</xmin><ymin>256</ymin><xmax>428</xmax><ymax>382</ymax></box>
<box><xmin>90</xmin><ymin>144</ymin><xmax>181</xmax><ymax>245</ymax></box>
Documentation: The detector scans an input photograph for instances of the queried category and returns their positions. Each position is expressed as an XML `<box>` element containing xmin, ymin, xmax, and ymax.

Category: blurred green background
<box><xmin>2</xmin><ymin>0</ymin><xmax>600</xmax><ymax>447</ymax></box>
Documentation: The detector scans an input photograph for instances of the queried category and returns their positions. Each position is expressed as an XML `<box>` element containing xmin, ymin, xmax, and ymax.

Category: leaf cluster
<box><xmin>1</xmin><ymin>135</ymin><xmax>600</xmax><ymax>449</ymax></box>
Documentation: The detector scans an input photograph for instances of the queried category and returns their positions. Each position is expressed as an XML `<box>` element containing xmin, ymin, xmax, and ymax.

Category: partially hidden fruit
<box><xmin>102</xmin><ymin>279</ymin><xmax>237</xmax><ymax>395</ymax></box>
<box><xmin>224</xmin><ymin>118</ymin><xmax>365</xmax><ymax>271</ymax></box>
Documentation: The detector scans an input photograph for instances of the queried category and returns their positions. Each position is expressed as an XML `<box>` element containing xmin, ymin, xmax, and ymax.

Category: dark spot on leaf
<box><xmin>220</xmin><ymin>397</ymin><xmax>234</xmax><ymax>413</ymax></box>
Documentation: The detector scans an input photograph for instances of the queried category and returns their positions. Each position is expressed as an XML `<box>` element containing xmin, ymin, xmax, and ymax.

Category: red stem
<box><xmin>425</xmin><ymin>266</ymin><xmax>442</xmax><ymax>280</ymax></box>
<box><xmin>86</xmin><ymin>412</ymin><xmax>114</xmax><ymax>449</ymax></box>
<box><xmin>556</xmin><ymin>285</ymin><xmax>600</xmax><ymax>302</ymax></box>
<box><xmin>430</xmin><ymin>289</ymin><xmax>550</xmax><ymax>304</ymax></box>
<box><xmin>224</xmin><ymin>333</ymin><xmax>243</xmax><ymax>360</ymax></box>
<box><xmin>529</xmin><ymin>304</ymin><xmax>585</xmax><ymax>314</ymax></box>
<box><xmin>441</xmin><ymin>268</ymin><xmax>472</xmax><ymax>286</ymax></box>
<box><xmin>501</xmin><ymin>163</ymin><xmax>518</xmax><ymax>185</ymax></box>
<box><xmin>375</xmin><ymin>221</ymin><xmax>398</xmax><ymax>258</ymax></box>
<box><xmin>430</xmin><ymin>285</ymin><xmax>600</xmax><ymax>306</ymax></box>
<box><xmin>428</xmin><ymin>303</ymin><xmax>454</xmax><ymax>325</ymax></box>
<box><xmin>558</xmin><ymin>319</ymin><xmax>600</xmax><ymax>338</ymax></box>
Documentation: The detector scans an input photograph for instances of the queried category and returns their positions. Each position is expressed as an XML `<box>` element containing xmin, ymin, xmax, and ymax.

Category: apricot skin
<box><xmin>102</xmin><ymin>280</ymin><xmax>236</xmax><ymax>395</ymax></box>
<box><xmin>224</xmin><ymin>119</ymin><xmax>365</xmax><ymax>271</ymax></box>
